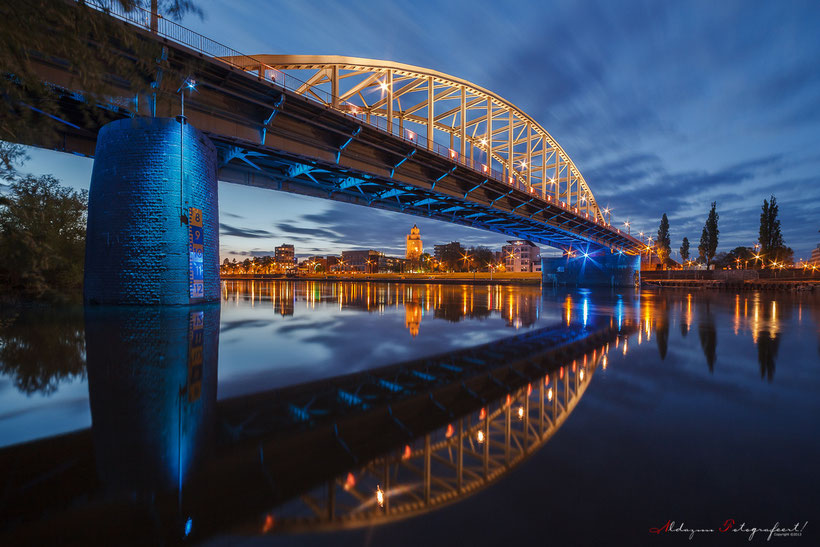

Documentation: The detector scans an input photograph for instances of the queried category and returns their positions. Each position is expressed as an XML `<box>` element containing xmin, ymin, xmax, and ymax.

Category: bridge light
<box><xmin>482</xmin><ymin>164</ymin><xmax>488</xmax><ymax>172</ymax></box>
<box><xmin>520</xmin><ymin>161</ymin><xmax>527</xmax><ymax>169</ymax></box>
<box><xmin>550</xmin><ymin>178</ymin><xmax>556</xmax><ymax>184</ymax></box>
<box><xmin>582</xmin><ymin>252</ymin><xmax>589</xmax><ymax>258</ymax></box>
<box><xmin>517</xmin><ymin>406</ymin><xmax>525</xmax><ymax>420</ymax></box>
<box><xmin>185</xmin><ymin>518</ymin><xmax>193</xmax><ymax>537</ymax></box>
<box><xmin>446</xmin><ymin>424</ymin><xmax>454</xmax><ymax>438</ymax></box>
<box><xmin>479</xmin><ymin>138</ymin><xmax>487</xmax><ymax>146</ymax></box>
<box><xmin>450</xmin><ymin>149</ymin><xmax>457</xmax><ymax>159</ymax></box>
<box><xmin>406</xmin><ymin>129</ymin><xmax>415</xmax><ymax>141</ymax></box>
<box><xmin>477</xmin><ymin>430</ymin><xmax>485</xmax><ymax>443</ymax></box>
<box><xmin>547</xmin><ymin>387</ymin><xmax>553</xmax><ymax>401</ymax></box>
<box><xmin>508</xmin><ymin>176</ymin><xmax>514</xmax><ymax>184</ymax></box>
<box><xmin>379</xmin><ymin>81</ymin><xmax>389</xmax><ymax>91</ymax></box>
<box><xmin>344</xmin><ymin>472</ymin><xmax>356</xmax><ymax>490</ymax></box>
<box><xmin>580</xmin><ymin>369</ymin><xmax>585</xmax><ymax>381</ymax></box>
<box><xmin>376</xmin><ymin>485</ymin><xmax>385</xmax><ymax>507</ymax></box>
<box><xmin>402</xmin><ymin>444</ymin><xmax>412</xmax><ymax>459</ymax></box>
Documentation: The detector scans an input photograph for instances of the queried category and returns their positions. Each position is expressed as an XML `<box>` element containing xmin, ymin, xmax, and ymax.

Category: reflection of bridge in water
<box><xmin>0</xmin><ymin>300</ymin><xmax>638</xmax><ymax>544</ymax></box>
<box><xmin>224</xmin><ymin>280</ymin><xmax>543</xmax><ymax>329</ymax></box>
<box><xmin>248</xmin><ymin>332</ymin><xmax>618</xmax><ymax>534</ymax></box>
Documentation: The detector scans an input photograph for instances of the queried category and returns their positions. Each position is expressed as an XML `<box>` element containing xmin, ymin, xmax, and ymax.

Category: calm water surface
<box><xmin>0</xmin><ymin>281</ymin><xmax>818</xmax><ymax>545</ymax></box>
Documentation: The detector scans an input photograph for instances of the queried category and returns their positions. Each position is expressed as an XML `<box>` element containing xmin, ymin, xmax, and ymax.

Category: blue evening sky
<box><xmin>17</xmin><ymin>0</ymin><xmax>820</xmax><ymax>260</ymax></box>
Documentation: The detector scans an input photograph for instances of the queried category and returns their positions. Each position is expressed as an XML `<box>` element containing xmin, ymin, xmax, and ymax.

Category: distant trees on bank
<box><xmin>656</xmin><ymin>194</ymin><xmax>797</xmax><ymax>270</ymax></box>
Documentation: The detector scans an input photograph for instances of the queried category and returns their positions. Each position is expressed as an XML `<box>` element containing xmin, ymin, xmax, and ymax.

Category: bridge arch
<box><xmin>221</xmin><ymin>55</ymin><xmax>604</xmax><ymax>223</ymax></box>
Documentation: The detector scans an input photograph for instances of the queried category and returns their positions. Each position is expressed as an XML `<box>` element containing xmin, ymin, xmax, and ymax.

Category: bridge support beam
<box><xmin>542</xmin><ymin>252</ymin><xmax>641</xmax><ymax>287</ymax></box>
<box><xmin>84</xmin><ymin>117</ymin><xmax>219</xmax><ymax>305</ymax></box>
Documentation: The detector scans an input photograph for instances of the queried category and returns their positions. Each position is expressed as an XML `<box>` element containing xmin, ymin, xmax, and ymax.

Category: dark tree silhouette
<box><xmin>655</xmin><ymin>296</ymin><xmax>670</xmax><ymax>360</ymax></box>
<box><xmin>698</xmin><ymin>202</ymin><xmax>719</xmax><ymax>268</ymax></box>
<box><xmin>656</xmin><ymin>213</ymin><xmax>671</xmax><ymax>266</ymax></box>
<box><xmin>0</xmin><ymin>174</ymin><xmax>88</xmax><ymax>297</ymax></box>
<box><xmin>756</xmin><ymin>330</ymin><xmax>779</xmax><ymax>382</ymax></box>
<box><xmin>680</xmin><ymin>237</ymin><xmax>690</xmax><ymax>265</ymax></box>
<box><xmin>698</xmin><ymin>300</ymin><xmax>717</xmax><ymax>371</ymax></box>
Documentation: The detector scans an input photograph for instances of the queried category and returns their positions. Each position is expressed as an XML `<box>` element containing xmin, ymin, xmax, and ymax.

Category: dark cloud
<box><xmin>219</xmin><ymin>223</ymin><xmax>276</xmax><ymax>239</ymax></box>
<box><xmin>275</xmin><ymin>223</ymin><xmax>339</xmax><ymax>241</ymax></box>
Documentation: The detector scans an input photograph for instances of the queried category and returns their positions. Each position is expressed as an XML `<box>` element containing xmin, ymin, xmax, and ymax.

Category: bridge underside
<box><xmin>216</xmin><ymin>138</ymin><xmax>622</xmax><ymax>253</ymax></box>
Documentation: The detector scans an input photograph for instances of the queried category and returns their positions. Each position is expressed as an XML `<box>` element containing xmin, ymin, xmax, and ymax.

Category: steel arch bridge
<box><xmin>15</xmin><ymin>2</ymin><xmax>645</xmax><ymax>255</ymax></box>
<box><xmin>222</xmin><ymin>55</ymin><xmax>603</xmax><ymax>223</ymax></box>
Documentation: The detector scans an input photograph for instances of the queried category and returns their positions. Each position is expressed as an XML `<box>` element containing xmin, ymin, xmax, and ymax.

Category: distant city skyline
<box><xmin>8</xmin><ymin>0</ymin><xmax>820</xmax><ymax>260</ymax></box>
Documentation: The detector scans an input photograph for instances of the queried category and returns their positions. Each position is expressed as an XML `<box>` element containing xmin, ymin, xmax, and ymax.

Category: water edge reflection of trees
<box><xmin>0</xmin><ymin>305</ymin><xmax>85</xmax><ymax>394</ymax></box>
<box><xmin>697</xmin><ymin>299</ymin><xmax>717</xmax><ymax>372</ymax></box>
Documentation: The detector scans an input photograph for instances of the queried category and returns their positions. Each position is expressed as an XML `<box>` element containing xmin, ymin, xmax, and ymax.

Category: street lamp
<box><xmin>176</xmin><ymin>77</ymin><xmax>197</xmax><ymax>222</ymax></box>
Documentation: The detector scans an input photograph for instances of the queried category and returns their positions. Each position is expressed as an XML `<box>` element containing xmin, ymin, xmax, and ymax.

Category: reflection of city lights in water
<box><xmin>547</xmin><ymin>388</ymin><xmax>553</xmax><ymax>401</ymax></box>
<box><xmin>477</xmin><ymin>430</ymin><xmax>485</xmax><ymax>443</ymax></box>
<box><xmin>579</xmin><ymin>369</ymin><xmax>585</xmax><ymax>381</ymax></box>
<box><xmin>376</xmin><ymin>485</ymin><xmax>384</xmax><ymax>508</ymax></box>
<box><xmin>517</xmin><ymin>406</ymin><xmax>525</xmax><ymax>420</ymax></box>
<box><xmin>623</xmin><ymin>338</ymin><xmax>628</xmax><ymax>355</ymax></box>
<box><xmin>582</xmin><ymin>297</ymin><xmax>589</xmax><ymax>327</ymax></box>
<box><xmin>602</xmin><ymin>355</ymin><xmax>608</xmax><ymax>369</ymax></box>
<box><xmin>261</xmin><ymin>514</ymin><xmax>274</xmax><ymax>533</ymax></box>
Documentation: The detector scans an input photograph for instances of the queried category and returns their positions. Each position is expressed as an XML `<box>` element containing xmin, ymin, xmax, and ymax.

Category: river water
<box><xmin>0</xmin><ymin>281</ymin><xmax>818</xmax><ymax>544</ymax></box>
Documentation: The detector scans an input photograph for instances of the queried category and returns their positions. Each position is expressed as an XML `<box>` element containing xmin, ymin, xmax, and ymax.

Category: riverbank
<box><xmin>220</xmin><ymin>272</ymin><xmax>543</xmax><ymax>285</ymax></box>
<box><xmin>642</xmin><ymin>270</ymin><xmax>820</xmax><ymax>291</ymax></box>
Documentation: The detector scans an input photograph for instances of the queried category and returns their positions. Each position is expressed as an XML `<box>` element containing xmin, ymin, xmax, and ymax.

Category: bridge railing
<box><xmin>92</xmin><ymin>2</ymin><xmax>635</xmax><ymax>245</ymax></box>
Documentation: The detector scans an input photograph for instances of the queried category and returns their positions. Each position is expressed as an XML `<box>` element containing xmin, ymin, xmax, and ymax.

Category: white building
<box><xmin>503</xmin><ymin>240</ymin><xmax>541</xmax><ymax>272</ymax></box>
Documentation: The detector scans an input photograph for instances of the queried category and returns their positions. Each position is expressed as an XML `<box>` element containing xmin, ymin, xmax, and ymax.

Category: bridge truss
<box><xmin>223</xmin><ymin>55</ymin><xmax>604</xmax><ymax>223</ymax></box>
<box><xmin>32</xmin><ymin>2</ymin><xmax>644</xmax><ymax>254</ymax></box>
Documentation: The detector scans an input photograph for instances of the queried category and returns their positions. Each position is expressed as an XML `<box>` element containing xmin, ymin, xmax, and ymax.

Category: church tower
<box><xmin>406</xmin><ymin>224</ymin><xmax>423</xmax><ymax>260</ymax></box>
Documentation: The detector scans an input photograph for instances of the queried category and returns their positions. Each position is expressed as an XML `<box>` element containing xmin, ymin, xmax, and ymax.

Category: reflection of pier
<box><xmin>0</xmin><ymin>307</ymin><xmax>636</xmax><ymax>544</ymax></box>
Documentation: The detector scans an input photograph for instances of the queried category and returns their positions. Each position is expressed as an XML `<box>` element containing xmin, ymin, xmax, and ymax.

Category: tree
<box><xmin>680</xmin><ymin>237</ymin><xmax>690</xmax><ymax>265</ymax></box>
<box><xmin>699</xmin><ymin>202</ymin><xmax>719</xmax><ymax>268</ymax></box>
<box><xmin>656</xmin><ymin>213</ymin><xmax>671</xmax><ymax>266</ymax></box>
<box><xmin>1</xmin><ymin>1</ymin><xmax>201</xmax><ymax>145</ymax></box>
<box><xmin>758</xmin><ymin>195</ymin><xmax>789</xmax><ymax>266</ymax></box>
<box><xmin>438</xmin><ymin>243</ymin><xmax>465</xmax><ymax>272</ymax></box>
<box><xmin>468</xmin><ymin>246</ymin><xmax>494</xmax><ymax>271</ymax></box>
<box><xmin>0</xmin><ymin>174</ymin><xmax>87</xmax><ymax>297</ymax></box>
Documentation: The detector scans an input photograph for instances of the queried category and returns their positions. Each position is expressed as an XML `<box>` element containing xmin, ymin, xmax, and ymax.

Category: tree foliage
<box><xmin>698</xmin><ymin>202</ymin><xmax>719</xmax><ymax>267</ymax></box>
<box><xmin>437</xmin><ymin>243</ymin><xmax>466</xmax><ymax>272</ymax></box>
<box><xmin>680</xmin><ymin>236</ymin><xmax>690</xmax><ymax>263</ymax></box>
<box><xmin>0</xmin><ymin>173</ymin><xmax>88</xmax><ymax>297</ymax></box>
<box><xmin>467</xmin><ymin>246</ymin><xmax>494</xmax><ymax>271</ymax></box>
<box><xmin>0</xmin><ymin>0</ymin><xmax>201</xmax><ymax>144</ymax></box>
<box><xmin>656</xmin><ymin>213</ymin><xmax>671</xmax><ymax>265</ymax></box>
<box><xmin>758</xmin><ymin>195</ymin><xmax>791</xmax><ymax>265</ymax></box>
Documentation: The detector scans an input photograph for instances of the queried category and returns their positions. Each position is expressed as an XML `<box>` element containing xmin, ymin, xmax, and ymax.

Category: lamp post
<box><xmin>176</xmin><ymin>77</ymin><xmax>196</xmax><ymax>223</ymax></box>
